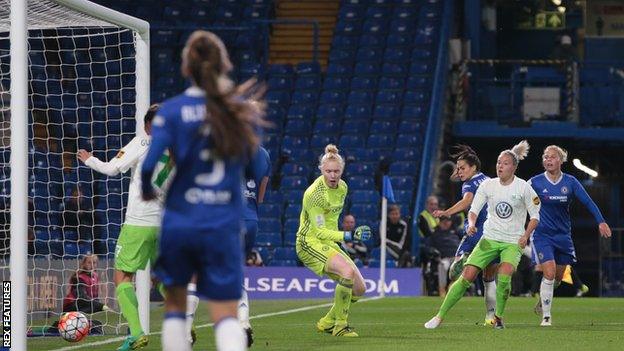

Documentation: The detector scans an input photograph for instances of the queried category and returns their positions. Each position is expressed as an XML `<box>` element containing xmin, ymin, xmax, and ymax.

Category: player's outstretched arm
<box><xmin>571</xmin><ymin>177</ymin><xmax>611</xmax><ymax>237</ymax></box>
<box><xmin>77</xmin><ymin>137</ymin><xmax>143</xmax><ymax>177</ymax></box>
<box><xmin>433</xmin><ymin>192</ymin><xmax>474</xmax><ymax>218</ymax></box>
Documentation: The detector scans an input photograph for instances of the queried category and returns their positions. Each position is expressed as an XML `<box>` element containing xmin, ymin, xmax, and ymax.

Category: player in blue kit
<box><xmin>433</xmin><ymin>145</ymin><xmax>498</xmax><ymax>325</ymax></box>
<box><xmin>529</xmin><ymin>145</ymin><xmax>612</xmax><ymax>326</ymax></box>
<box><xmin>141</xmin><ymin>30</ymin><xmax>265</xmax><ymax>351</ymax></box>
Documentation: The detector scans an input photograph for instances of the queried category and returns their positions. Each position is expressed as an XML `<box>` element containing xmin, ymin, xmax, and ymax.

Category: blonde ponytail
<box><xmin>500</xmin><ymin>140</ymin><xmax>530</xmax><ymax>165</ymax></box>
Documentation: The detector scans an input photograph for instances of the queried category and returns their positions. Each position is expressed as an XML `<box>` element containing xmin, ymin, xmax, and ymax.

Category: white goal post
<box><xmin>5</xmin><ymin>0</ymin><xmax>150</xmax><ymax>348</ymax></box>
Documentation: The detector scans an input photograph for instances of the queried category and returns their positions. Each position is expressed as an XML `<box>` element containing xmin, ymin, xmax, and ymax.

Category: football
<box><xmin>58</xmin><ymin>311</ymin><xmax>90</xmax><ymax>343</ymax></box>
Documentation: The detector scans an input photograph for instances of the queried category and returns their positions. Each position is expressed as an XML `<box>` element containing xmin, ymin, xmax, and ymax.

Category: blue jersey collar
<box><xmin>544</xmin><ymin>171</ymin><xmax>563</xmax><ymax>186</ymax></box>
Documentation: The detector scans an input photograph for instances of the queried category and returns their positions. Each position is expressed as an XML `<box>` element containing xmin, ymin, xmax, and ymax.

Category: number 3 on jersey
<box><xmin>195</xmin><ymin>148</ymin><xmax>225</xmax><ymax>186</ymax></box>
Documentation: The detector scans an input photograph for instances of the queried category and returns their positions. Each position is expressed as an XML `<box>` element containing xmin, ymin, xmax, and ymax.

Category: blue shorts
<box><xmin>531</xmin><ymin>232</ymin><xmax>577</xmax><ymax>265</ymax></box>
<box><xmin>244</xmin><ymin>220</ymin><xmax>258</xmax><ymax>255</ymax></box>
<box><xmin>455</xmin><ymin>231</ymin><xmax>500</xmax><ymax>264</ymax></box>
<box><xmin>154</xmin><ymin>226</ymin><xmax>243</xmax><ymax>301</ymax></box>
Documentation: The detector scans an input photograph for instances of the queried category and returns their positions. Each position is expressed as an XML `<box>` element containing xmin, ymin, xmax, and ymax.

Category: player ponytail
<box><xmin>500</xmin><ymin>140</ymin><xmax>530</xmax><ymax>165</ymax></box>
<box><xmin>449</xmin><ymin>144</ymin><xmax>481</xmax><ymax>171</ymax></box>
<box><xmin>182</xmin><ymin>30</ymin><xmax>265</xmax><ymax>158</ymax></box>
<box><xmin>318</xmin><ymin>144</ymin><xmax>345</xmax><ymax>170</ymax></box>
<box><xmin>544</xmin><ymin>145</ymin><xmax>568</xmax><ymax>163</ymax></box>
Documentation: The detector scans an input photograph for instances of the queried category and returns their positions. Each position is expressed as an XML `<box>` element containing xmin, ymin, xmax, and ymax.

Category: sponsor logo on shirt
<box><xmin>495</xmin><ymin>201</ymin><xmax>513</xmax><ymax>219</ymax></box>
<box><xmin>547</xmin><ymin>196</ymin><xmax>568</xmax><ymax>202</ymax></box>
<box><xmin>315</xmin><ymin>215</ymin><xmax>325</xmax><ymax>227</ymax></box>
<box><xmin>533</xmin><ymin>196</ymin><xmax>540</xmax><ymax>205</ymax></box>
<box><xmin>115</xmin><ymin>150</ymin><xmax>125</xmax><ymax>159</ymax></box>
<box><xmin>184</xmin><ymin>188</ymin><xmax>232</xmax><ymax>204</ymax></box>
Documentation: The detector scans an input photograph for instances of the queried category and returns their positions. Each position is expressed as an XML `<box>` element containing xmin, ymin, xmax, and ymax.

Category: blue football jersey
<box><xmin>243</xmin><ymin>146</ymin><xmax>271</xmax><ymax>221</ymax></box>
<box><xmin>462</xmin><ymin>172</ymin><xmax>489</xmax><ymax>234</ymax></box>
<box><xmin>141</xmin><ymin>87</ymin><xmax>248</xmax><ymax>231</ymax></box>
<box><xmin>529</xmin><ymin>172</ymin><xmax>605</xmax><ymax>236</ymax></box>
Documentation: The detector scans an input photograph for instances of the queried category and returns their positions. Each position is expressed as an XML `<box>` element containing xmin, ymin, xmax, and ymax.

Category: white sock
<box><xmin>215</xmin><ymin>316</ymin><xmax>246</xmax><ymax>351</ymax></box>
<box><xmin>186</xmin><ymin>283</ymin><xmax>200</xmax><ymax>341</ymax></box>
<box><xmin>163</xmin><ymin>312</ymin><xmax>190</xmax><ymax>351</ymax></box>
<box><xmin>540</xmin><ymin>278</ymin><xmax>554</xmax><ymax>318</ymax></box>
<box><xmin>483</xmin><ymin>279</ymin><xmax>497</xmax><ymax>320</ymax></box>
<box><xmin>238</xmin><ymin>289</ymin><xmax>251</xmax><ymax>329</ymax></box>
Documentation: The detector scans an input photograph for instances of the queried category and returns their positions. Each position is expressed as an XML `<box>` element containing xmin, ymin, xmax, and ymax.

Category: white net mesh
<box><xmin>0</xmin><ymin>0</ymin><xmax>143</xmax><ymax>335</ymax></box>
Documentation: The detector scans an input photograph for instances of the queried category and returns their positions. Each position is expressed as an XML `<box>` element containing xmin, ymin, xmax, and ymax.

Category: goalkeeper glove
<box><xmin>344</xmin><ymin>226</ymin><xmax>371</xmax><ymax>242</ymax></box>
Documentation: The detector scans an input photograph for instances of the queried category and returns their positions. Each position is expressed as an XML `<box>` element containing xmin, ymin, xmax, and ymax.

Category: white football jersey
<box><xmin>85</xmin><ymin>135</ymin><xmax>173</xmax><ymax>226</ymax></box>
<box><xmin>469</xmin><ymin>176</ymin><xmax>540</xmax><ymax>244</ymax></box>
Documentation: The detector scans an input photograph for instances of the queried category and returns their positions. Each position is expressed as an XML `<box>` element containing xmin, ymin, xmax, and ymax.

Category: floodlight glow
<box><xmin>552</xmin><ymin>0</ymin><xmax>562</xmax><ymax>5</ymax></box>
<box><xmin>573</xmin><ymin>159</ymin><xmax>598</xmax><ymax>178</ymax></box>
<box><xmin>557</xmin><ymin>6</ymin><xmax>566</xmax><ymax>13</ymax></box>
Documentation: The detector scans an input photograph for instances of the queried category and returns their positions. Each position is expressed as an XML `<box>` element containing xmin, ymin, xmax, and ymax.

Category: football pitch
<box><xmin>29</xmin><ymin>297</ymin><xmax>624</xmax><ymax>351</ymax></box>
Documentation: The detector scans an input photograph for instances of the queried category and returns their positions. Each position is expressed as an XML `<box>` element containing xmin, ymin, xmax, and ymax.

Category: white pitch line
<box><xmin>53</xmin><ymin>295</ymin><xmax>383</xmax><ymax>350</ymax></box>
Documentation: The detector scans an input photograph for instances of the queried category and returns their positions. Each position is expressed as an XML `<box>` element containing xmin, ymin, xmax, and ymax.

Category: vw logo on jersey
<box><xmin>495</xmin><ymin>201</ymin><xmax>513</xmax><ymax>219</ymax></box>
<box><xmin>561</xmin><ymin>186</ymin><xmax>569</xmax><ymax>194</ymax></box>
<box><xmin>247</xmin><ymin>179</ymin><xmax>256</xmax><ymax>189</ymax></box>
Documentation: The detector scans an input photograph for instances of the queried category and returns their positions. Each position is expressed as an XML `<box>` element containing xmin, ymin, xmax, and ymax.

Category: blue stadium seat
<box><xmin>310</xmin><ymin>134</ymin><xmax>340</xmax><ymax>149</ymax></box>
<box><xmin>274</xmin><ymin>247</ymin><xmax>298</xmax><ymax>261</ymax></box>
<box><xmin>399</xmin><ymin>120</ymin><xmax>424</xmax><ymax>134</ymax></box>
<box><xmin>402</xmin><ymin>105</ymin><xmax>427</xmax><ymax>119</ymax></box>
<box><xmin>351</xmin><ymin>77</ymin><xmax>378</xmax><ymax>90</ymax></box>
<box><xmin>268</xmin><ymin>260</ymin><xmax>298</xmax><ymax>267</ymax></box>
<box><xmin>283</xmin><ymin>218</ymin><xmax>300</xmax><ymax>235</ymax></box>
<box><xmin>350</xmin><ymin>203</ymin><xmax>378</xmax><ymax>219</ymax></box>
<box><xmin>256</xmin><ymin>246</ymin><xmax>274</xmax><ymax>263</ymax></box>
<box><xmin>295</xmin><ymin>76</ymin><xmax>321</xmax><ymax>90</ymax></box>
<box><xmin>390</xmin><ymin>176</ymin><xmax>415</xmax><ymax>190</ymax></box>
<box><xmin>393</xmin><ymin>190</ymin><xmax>413</xmax><ymax>204</ymax></box>
<box><xmin>367</xmin><ymin>134</ymin><xmax>395</xmax><ymax>148</ymax></box>
<box><xmin>329</xmin><ymin>48</ymin><xmax>357</xmax><ymax>63</ymax></box>
<box><xmin>268</xmin><ymin>64</ymin><xmax>295</xmax><ymax>77</ymax></box>
<box><xmin>379</xmin><ymin>77</ymin><xmax>405</xmax><ymax>90</ymax></box>
<box><xmin>382</xmin><ymin>63</ymin><xmax>408</xmax><ymax>76</ymax></box>
<box><xmin>264</xmin><ymin>190</ymin><xmax>284</xmax><ymax>205</ymax></box>
<box><xmin>345</xmin><ymin>162</ymin><xmax>376</xmax><ymax>177</ymax></box>
<box><xmin>314</xmin><ymin>120</ymin><xmax>341</xmax><ymax>134</ymax></box>
<box><xmin>332</xmin><ymin>35</ymin><xmax>358</xmax><ymax>50</ymax></box>
<box><xmin>255</xmin><ymin>233</ymin><xmax>282</xmax><ymax>247</ymax></box>
<box><xmin>396</xmin><ymin>133</ymin><xmax>420</xmax><ymax>147</ymax></box>
<box><xmin>390</xmin><ymin>161</ymin><xmax>418</xmax><ymax>175</ymax></box>
<box><xmin>320</xmin><ymin>90</ymin><xmax>347</xmax><ymax>104</ymax></box>
<box><xmin>282</xmin><ymin>135</ymin><xmax>309</xmax><ymax>150</ymax></box>
<box><xmin>366</xmin><ymin>6</ymin><xmax>391</xmax><ymax>19</ymax></box>
<box><xmin>339</xmin><ymin>135</ymin><xmax>366</xmax><ymax>148</ymax></box>
<box><xmin>351</xmin><ymin>190</ymin><xmax>380</xmax><ymax>204</ymax></box>
<box><xmin>267</xmin><ymin>76</ymin><xmax>294</xmax><ymax>90</ymax></box>
<box><xmin>334</xmin><ymin>21</ymin><xmax>361</xmax><ymax>36</ymax></box>
<box><xmin>362</xmin><ymin>18</ymin><xmax>388</xmax><ymax>34</ymax></box>
<box><xmin>348</xmin><ymin>90</ymin><xmax>375</xmax><ymax>105</ymax></box>
<box><xmin>342</xmin><ymin>119</ymin><xmax>369</xmax><ymax>135</ymax></box>
<box><xmin>296</xmin><ymin>61</ymin><xmax>321</xmax><ymax>76</ymax></box>
<box><xmin>282</xmin><ymin>163</ymin><xmax>312</xmax><ymax>177</ymax></box>
<box><xmin>360</xmin><ymin>34</ymin><xmax>386</xmax><ymax>47</ymax></box>
<box><xmin>259</xmin><ymin>218</ymin><xmax>281</xmax><ymax>233</ymax></box>
<box><xmin>384</xmin><ymin>48</ymin><xmax>410</xmax><ymax>63</ymax></box>
<box><xmin>409</xmin><ymin>61</ymin><xmax>431</xmax><ymax>75</ymax></box>
<box><xmin>347</xmin><ymin>176</ymin><xmax>375</xmax><ymax>190</ymax></box>
<box><xmin>354</xmin><ymin>61</ymin><xmax>381</xmax><ymax>75</ymax></box>
<box><xmin>258</xmin><ymin>204</ymin><xmax>281</xmax><ymax>219</ymax></box>
<box><xmin>323</xmin><ymin>77</ymin><xmax>351</xmax><ymax>91</ymax></box>
<box><xmin>284</xmin><ymin>119</ymin><xmax>312</xmax><ymax>135</ymax></box>
<box><xmin>284</xmin><ymin>203</ymin><xmax>303</xmax><ymax>219</ymax></box>
<box><xmin>326</xmin><ymin>63</ymin><xmax>354</xmax><ymax>77</ymax></box>
<box><xmin>412</xmin><ymin>48</ymin><xmax>432</xmax><ymax>60</ymax></box>
<box><xmin>404</xmin><ymin>90</ymin><xmax>429</xmax><ymax>104</ymax></box>
<box><xmin>316</xmin><ymin>104</ymin><xmax>344</xmax><ymax>120</ymax></box>
<box><xmin>357</xmin><ymin>47</ymin><xmax>383</xmax><ymax>62</ymax></box>
<box><xmin>291</xmin><ymin>91</ymin><xmax>319</xmax><ymax>105</ymax></box>
<box><xmin>373</xmin><ymin>104</ymin><xmax>400</xmax><ymax>119</ymax></box>
<box><xmin>368</xmin><ymin>259</ymin><xmax>397</xmax><ymax>268</ymax></box>
<box><xmin>280</xmin><ymin>176</ymin><xmax>308</xmax><ymax>190</ymax></box>
<box><xmin>283</xmin><ymin>232</ymin><xmax>297</xmax><ymax>247</ymax></box>
<box><xmin>375</xmin><ymin>90</ymin><xmax>402</xmax><ymax>104</ymax></box>
<box><xmin>287</xmin><ymin>104</ymin><xmax>316</xmax><ymax>121</ymax></box>
<box><xmin>370</xmin><ymin>120</ymin><xmax>398</xmax><ymax>134</ymax></box>
<box><xmin>393</xmin><ymin>147</ymin><xmax>421</xmax><ymax>161</ymax></box>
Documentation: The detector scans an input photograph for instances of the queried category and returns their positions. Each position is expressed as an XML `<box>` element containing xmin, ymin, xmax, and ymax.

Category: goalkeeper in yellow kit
<box><xmin>296</xmin><ymin>144</ymin><xmax>371</xmax><ymax>337</ymax></box>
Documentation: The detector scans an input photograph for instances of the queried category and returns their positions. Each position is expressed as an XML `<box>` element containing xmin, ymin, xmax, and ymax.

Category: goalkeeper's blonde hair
<box><xmin>499</xmin><ymin>140</ymin><xmax>530</xmax><ymax>166</ymax></box>
<box><xmin>318</xmin><ymin>144</ymin><xmax>345</xmax><ymax>170</ymax></box>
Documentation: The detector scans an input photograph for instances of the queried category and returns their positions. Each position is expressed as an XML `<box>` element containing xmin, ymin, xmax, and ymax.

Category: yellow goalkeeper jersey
<box><xmin>296</xmin><ymin>175</ymin><xmax>348</xmax><ymax>244</ymax></box>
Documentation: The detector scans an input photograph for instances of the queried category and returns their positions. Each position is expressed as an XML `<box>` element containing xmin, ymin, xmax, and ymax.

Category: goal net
<box><xmin>0</xmin><ymin>0</ymin><xmax>149</xmax><ymax>338</ymax></box>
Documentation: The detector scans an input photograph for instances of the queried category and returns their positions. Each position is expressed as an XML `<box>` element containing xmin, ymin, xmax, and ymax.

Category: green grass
<box><xmin>29</xmin><ymin>297</ymin><xmax>624</xmax><ymax>350</ymax></box>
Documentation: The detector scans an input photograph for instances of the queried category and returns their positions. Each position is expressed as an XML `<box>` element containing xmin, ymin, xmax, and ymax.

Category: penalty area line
<box><xmin>53</xmin><ymin>295</ymin><xmax>384</xmax><ymax>350</ymax></box>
